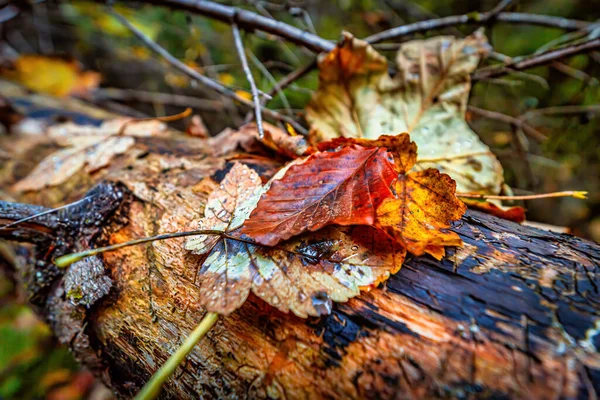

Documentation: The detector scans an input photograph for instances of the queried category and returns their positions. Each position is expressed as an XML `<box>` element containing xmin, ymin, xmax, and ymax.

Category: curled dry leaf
<box><xmin>208</xmin><ymin>122</ymin><xmax>310</xmax><ymax>158</ymax></box>
<box><xmin>241</xmin><ymin>145</ymin><xmax>397</xmax><ymax>246</ymax></box>
<box><xmin>306</xmin><ymin>31</ymin><xmax>503</xmax><ymax>194</ymax></box>
<box><xmin>183</xmin><ymin>162</ymin><xmax>405</xmax><ymax>317</ymax></box>
<box><xmin>13</xmin><ymin>119</ymin><xmax>166</xmax><ymax>192</ymax></box>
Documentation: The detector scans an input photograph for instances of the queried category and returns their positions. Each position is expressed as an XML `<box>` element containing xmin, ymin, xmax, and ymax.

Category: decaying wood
<box><xmin>1</xmin><ymin>84</ymin><xmax>599</xmax><ymax>399</ymax></box>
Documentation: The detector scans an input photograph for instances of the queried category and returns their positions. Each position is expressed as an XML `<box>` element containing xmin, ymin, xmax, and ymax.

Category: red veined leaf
<box><xmin>241</xmin><ymin>145</ymin><xmax>398</xmax><ymax>246</ymax></box>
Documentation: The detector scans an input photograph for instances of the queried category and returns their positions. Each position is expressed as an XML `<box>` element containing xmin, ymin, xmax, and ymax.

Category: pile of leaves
<box><xmin>179</xmin><ymin>31</ymin><xmax>504</xmax><ymax>318</ymax></box>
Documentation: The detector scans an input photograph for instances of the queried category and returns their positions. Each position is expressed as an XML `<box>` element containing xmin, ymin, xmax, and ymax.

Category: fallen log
<box><xmin>1</xmin><ymin>84</ymin><xmax>599</xmax><ymax>399</ymax></box>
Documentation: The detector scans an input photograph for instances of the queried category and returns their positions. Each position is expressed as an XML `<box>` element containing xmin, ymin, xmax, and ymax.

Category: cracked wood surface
<box><xmin>1</xmin><ymin>84</ymin><xmax>599</xmax><ymax>399</ymax></box>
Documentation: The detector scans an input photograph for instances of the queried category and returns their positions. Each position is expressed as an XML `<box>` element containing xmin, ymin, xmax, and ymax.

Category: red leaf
<box><xmin>317</xmin><ymin>133</ymin><xmax>417</xmax><ymax>173</ymax></box>
<box><xmin>241</xmin><ymin>145</ymin><xmax>397</xmax><ymax>246</ymax></box>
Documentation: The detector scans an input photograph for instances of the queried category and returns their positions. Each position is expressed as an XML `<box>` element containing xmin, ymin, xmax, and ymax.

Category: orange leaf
<box><xmin>241</xmin><ymin>145</ymin><xmax>397</xmax><ymax>246</ymax></box>
<box><xmin>377</xmin><ymin>169</ymin><xmax>466</xmax><ymax>256</ymax></box>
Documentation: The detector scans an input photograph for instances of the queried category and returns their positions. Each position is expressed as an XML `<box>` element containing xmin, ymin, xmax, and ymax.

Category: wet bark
<box><xmin>1</xmin><ymin>83</ymin><xmax>599</xmax><ymax>399</ymax></box>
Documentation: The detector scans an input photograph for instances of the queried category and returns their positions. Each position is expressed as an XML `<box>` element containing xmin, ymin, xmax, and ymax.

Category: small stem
<box><xmin>53</xmin><ymin>229</ymin><xmax>226</xmax><ymax>268</ymax></box>
<box><xmin>134</xmin><ymin>312</ymin><xmax>220</xmax><ymax>400</ymax></box>
<box><xmin>417</xmin><ymin>151</ymin><xmax>493</xmax><ymax>163</ymax></box>
<box><xmin>232</xmin><ymin>23</ymin><xmax>264</xmax><ymax>139</ymax></box>
<box><xmin>457</xmin><ymin>191</ymin><xmax>587</xmax><ymax>201</ymax></box>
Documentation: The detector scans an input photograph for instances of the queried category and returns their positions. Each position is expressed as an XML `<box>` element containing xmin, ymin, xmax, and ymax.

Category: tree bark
<box><xmin>1</xmin><ymin>83</ymin><xmax>599</xmax><ymax>399</ymax></box>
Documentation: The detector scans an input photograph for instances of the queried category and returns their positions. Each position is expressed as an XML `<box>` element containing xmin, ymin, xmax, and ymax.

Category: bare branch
<box><xmin>487</xmin><ymin>0</ymin><xmax>515</xmax><ymax>20</ymax></box>
<box><xmin>232</xmin><ymin>23</ymin><xmax>264</xmax><ymax>139</ymax></box>
<box><xmin>467</xmin><ymin>106</ymin><xmax>547</xmax><ymax>142</ymax></box>
<box><xmin>0</xmin><ymin>4</ymin><xmax>19</xmax><ymax>24</ymax></box>
<box><xmin>365</xmin><ymin>12</ymin><xmax>589</xmax><ymax>44</ymax></box>
<box><xmin>108</xmin><ymin>7</ymin><xmax>306</xmax><ymax>134</ymax></box>
<box><xmin>94</xmin><ymin>88</ymin><xmax>225</xmax><ymax>111</ymax></box>
<box><xmin>472</xmin><ymin>38</ymin><xmax>600</xmax><ymax>81</ymax></box>
<box><xmin>266</xmin><ymin>59</ymin><xmax>316</xmax><ymax>101</ymax></box>
<box><xmin>130</xmin><ymin>0</ymin><xmax>335</xmax><ymax>53</ymax></box>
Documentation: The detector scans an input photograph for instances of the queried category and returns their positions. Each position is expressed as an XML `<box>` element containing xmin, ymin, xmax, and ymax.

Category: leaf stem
<box><xmin>134</xmin><ymin>312</ymin><xmax>219</xmax><ymax>400</ymax></box>
<box><xmin>457</xmin><ymin>191</ymin><xmax>587</xmax><ymax>201</ymax></box>
<box><xmin>53</xmin><ymin>229</ymin><xmax>227</xmax><ymax>268</ymax></box>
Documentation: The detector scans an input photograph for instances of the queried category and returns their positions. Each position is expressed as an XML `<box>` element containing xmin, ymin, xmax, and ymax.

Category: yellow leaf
<box><xmin>2</xmin><ymin>55</ymin><xmax>100</xmax><ymax>97</ymax></box>
<box><xmin>235</xmin><ymin>90</ymin><xmax>252</xmax><ymax>101</ymax></box>
<box><xmin>218</xmin><ymin>73</ymin><xmax>236</xmax><ymax>86</ymax></box>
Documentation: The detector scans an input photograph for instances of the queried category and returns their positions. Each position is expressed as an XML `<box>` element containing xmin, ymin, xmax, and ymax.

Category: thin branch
<box><xmin>520</xmin><ymin>105</ymin><xmax>600</xmax><ymax>121</ymax></box>
<box><xmin>232</xmin><ymin>23</ymin><xmax>264</xmax><ymax>139</ymax></box>
<box><xmin>132</xmin><ymin>0</ymin><xmax>335</xmax><ymax>53</ymax></box>
<box><xmin>248</xmin><ymin>51</ymin><xmax>292</xmax><ymax>115</ymax></box>
<box><xmin>95</xmin><ymin>88</ymin><xmax>225</xmax><ymax>111</ymax></box>
<box><xmin>0</xmin><ymin>4</ymin><xmax>19</xmax><ymax>24</ymax></box>
<box><xmin>458</xmin><ymin>191</ymin><xmax>587</xmax><ymax>201</ymax></box>
<box><xmin>266</xmin><ymin>59</ymin><xmax>317</xmax><ymax>100</ymax></box>
<box><xmin>108</xmin><ymin>9</ymin><xmax>245</xmax><ymax>106</ymax></box>
<box><xmin>365</xmin><ymin>12</ymin><xmax>589</xmax><ymax>44</ymax></box>
<box><xmin>108</xmin><ymin>7</ymin><xmax>306</xmax><ymax>134</ymax></box>
<box><xmin>487</xmin><ymin>0</ymin><xmax>515</xmax><ymax>20</ymax></box>
<box><xmin>472</xmin><ymin>38</ymin><xmax>600</xmax><ymax>81</ymax></box>
<box><xmin>467</xmin><ymin>106</ymin><xmax>547</xmax><ymax>142</ymax></box>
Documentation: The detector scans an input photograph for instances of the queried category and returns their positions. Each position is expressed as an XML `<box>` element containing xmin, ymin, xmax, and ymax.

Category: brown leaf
<box><xmin>208</xmin><ymin>122</ymin><xmax>310</xmax><ymax>158</ymax></box>
<box><xmin>181</xmin><ymin>162</ymin><xmax>405</xmax><ymax>317</ymax></box>
<box><xmin>306</xmin><ymin>31</ymin><xmax>503</xmax><ymax>195</ymax></box>
<box><xmin>241</xmin><ymin>145</ymin><xmax>397</xmax><ymax>246</ymax></box>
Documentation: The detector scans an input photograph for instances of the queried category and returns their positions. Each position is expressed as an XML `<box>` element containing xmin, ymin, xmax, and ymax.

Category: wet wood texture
<box><xmin>1</xmin><ymin>83</ymin><xmax>599</xmax><ymax>399</ymax></box>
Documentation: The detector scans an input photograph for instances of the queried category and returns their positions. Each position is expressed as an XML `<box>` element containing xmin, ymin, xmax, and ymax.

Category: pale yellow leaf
<box><xmin>306</xmin><ymin>31</ymin><xmax>503</xmax><ymax>194</ymax></box>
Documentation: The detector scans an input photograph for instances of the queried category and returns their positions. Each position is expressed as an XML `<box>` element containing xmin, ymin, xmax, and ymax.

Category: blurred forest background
<box><xmin>0</xmin><ymin>0</ymin><xmax>599</xmax><ymax>398</ymax></box>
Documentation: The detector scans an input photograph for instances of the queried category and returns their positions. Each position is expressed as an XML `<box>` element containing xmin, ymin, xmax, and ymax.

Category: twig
<box><xmin>108</xmin><ymin>7</ymin><xmax>306</xmax><ymax>134</ymax></box>
<box><xmin>130</xmin><ymin>0</ymin><xmax>335</xmax><ymax>53</ymax></box>
<box><xmin>134</xmin><ymin>312</ymin><xmax>219</xmax><ymax>400</ymax></box>
<box><xmin>95</xmin><ymin>88</ymin><xmax>225</xmax><ymax>111</ymax></box>
<box><xmin>472</xmin><ymin>38</ymin><xmax>600</xmax><ymax>81</ymax></box>
<box><xmin>0</xmin><ymin>4</ymin><xmax>19</xmax><ymax>24</ymax></box>
<box><xmin>520</xmin><ymin>105</ymin><xmax>600</xmax><ymax>121</ymax></box>
<box><xmin>266</xmin><ymin>59</ymin><xmax>316</xmax><ymax>100</ymax></box>
<box><xmin>487</xmin><ymin>0</ymin><xmax>515</xmax><ymax>19</ymax></box>
<box><xmin>232</xmin><ymin>23</ymin><xmax>264</xmax><ymax>139</ymax></box>
<box><xmin>457</xmin><ymin>191</ymin><xmax>587</xmax><ymax>201</ymax></box>
<box><xmin>365</xmin><ymin>12</ymin><xmax>589</xmax><ymax>44</ymax></box>
<box><xmin>248</xmin><ymin>51</ymin><xmax>292</xmax><ymax>115</ymax></box>
<box><xmin>467</xmin><ymin>106</ymin><xmax>547</xmax><ymax>142</ymax></box>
